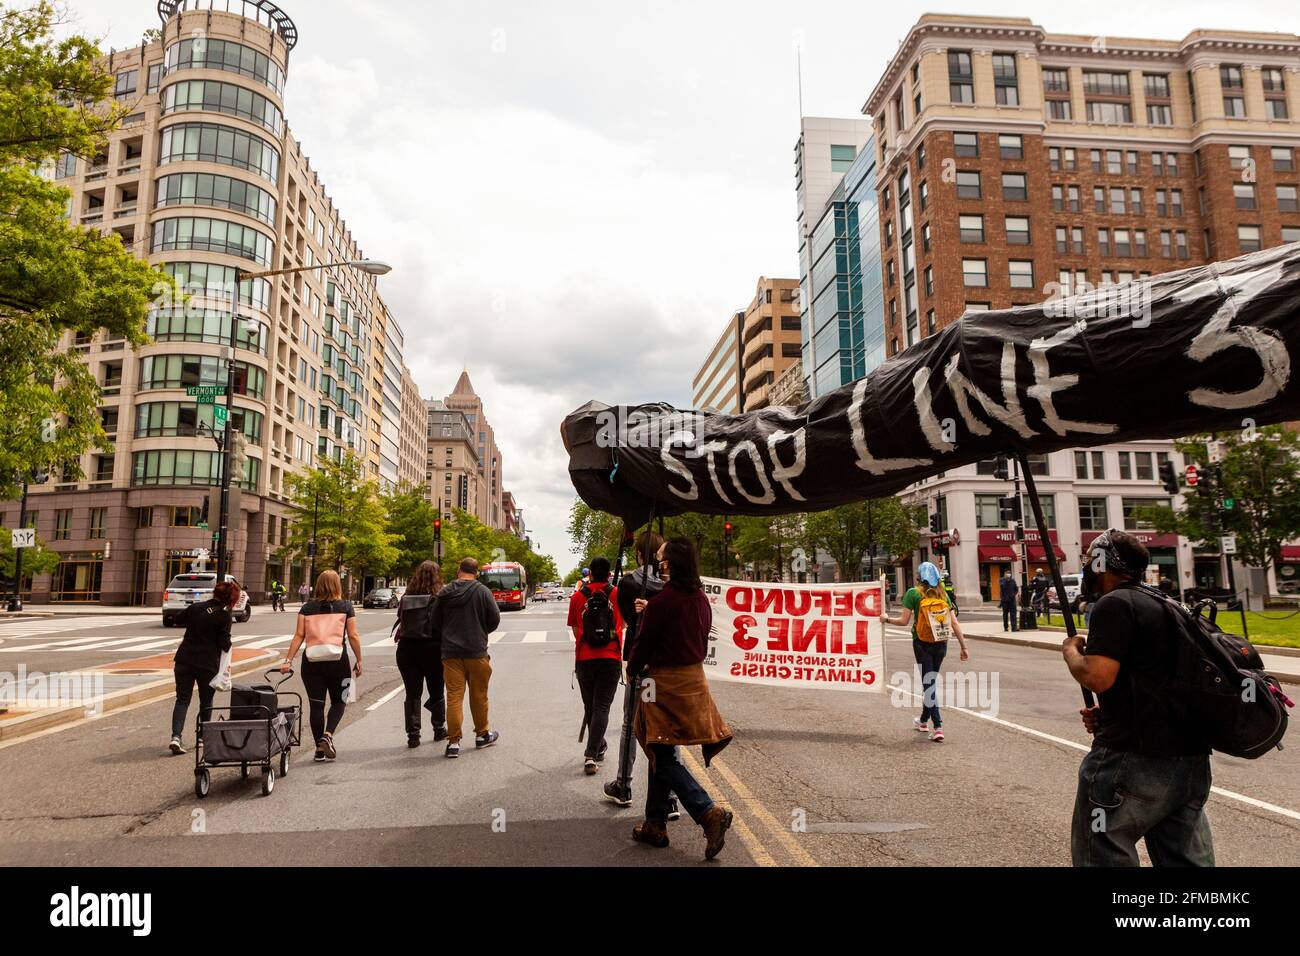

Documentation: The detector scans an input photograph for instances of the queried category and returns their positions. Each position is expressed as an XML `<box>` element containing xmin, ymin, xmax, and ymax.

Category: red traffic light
<box><xmin>723</xmin><ymin>522</ymin><xmax>733</xmax><ymax>534</ymax></box>
<box><xmin>433</xmin><ymin>519</ymin><xmax>442</xmax><ymax>532</ymax></box>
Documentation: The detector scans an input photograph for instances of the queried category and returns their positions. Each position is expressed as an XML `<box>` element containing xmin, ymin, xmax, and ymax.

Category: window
<box><xmin>147</xmin><ymin>62</ymin><xmax>163</xmax><ymax>93</ymax></box>
<box><xmin>94</xmin><ymin>454</ymin><xmax>114</xmax><ymax>482</ymax></box>
<box><xmin>953</xmin><ymin>132</ymin><xmax>978</xmax><ymax>157</ymax></box>
<box><xmin>158</xmin><ymin>122</ymin><xmax>280</xmax><ymax>184</ymax></box>
<box><xmin>1001</xmin><ymin>172</ymin><xmax>1027</xmax><ymax>200</ymax></box>
<box><xmin>949</xmin><ymin>51</ymin><xmax>974</xmax><ymax>104</ymax></box>
<box><xmin>55</xmin><ymin>152</ymin><xmax>77</xmax><ymax>178</ymax></box>
<box><xmin>830</xmin><ymin>144</ymin><xmax>856</xmax><ymax>172</ymax></box>
<box><xmin>1238</xmin><ymin>225</ymin><xmax>1262</xmax><ymax>253</ymax></box>
<box><xmin>956</xmin><ymin>170</ymin><xmax>981</xmax><ymax>198</ymax></box>
<box><xmin>1234</xmin><ymin>183</ymin><xmax>1256</xmax><ymax>210</ymax></box>
<box><xmin>1067</xmin><ymin>185</ymin><xmax>1080</xmax><ymax>212</ymax></box>
<box><xmin>1046</xmin><ymin>98</ymin><xmax>1072</xmax><ymax>120</ymax></box>
<box><xmin>917</xmin><ymin>142</ymin><xmax>926</xmax><ymax>169</ymax></box>
<box><xmin>962</xmin><ymin>259</ymin><xmax>988</xmax><ymax>287</ymax></box>
<box><xmin>1110</xmin><ymin>187</ymin><xmax>1126</xmax><ymax>214</ymax></box>
<box><xmin>1098</xmin><ymin>228</ymin><xmax>1111</xmax><ymax>257</ymax></box>
<box><xmin>998</xmin><ymin>133</ymin><xmax>1023</xmax><ymax>159</ymax></box>
<box><xmin>918</xmin><ymin>179</ymin><xmax>928</xmax><ymax>210</ymax></box>
<box><xmin>975</xmin><ymin>494</ymin><xmax>1002</xmax><ymax>529</ymax></box>
<box><xmin>1129</xmin><ymin>188</ymin><xmax>1143</xmax><ymax>216</ymax></box>
<box><xmin>1151</xmin><ymin>152</ymin><xmax>1163</xmax><ymax>177</ymax></box>
<box><xmin>1160</xmin><ymin>229</ymin><xmax>1172</xmax><ymax>258</ymax></box>
<box><xmin>88</xmin><ymin>507</ymin><xmax>107</xmax><ymax>539</ymax></box>
<box><xmin>1123</xmin><ymin>497</ymin><xmax>1169</xmax><ymax>530</ymax></box>
<box><xmin>1117</xmin><ymin>451</ymin><xmax>1132</xmax><ymax>480</ymax></box>
<box><xmin>151</xmin><ymin>216</ymin><xmax>273</xmax><ymax>267</ymax></box>
<box><xmin>964</xmin><ymin>302</ymin><xmax>991</xmax><ymax>313</ymax></box>
<box><xmin>924</xmin><ymin>266</ymin><xmax>934</xmax><ymax>295</ymax></box>
<box><xmin>1052</xmin><ymin>185</ymin><xmax>1064</xmax><ymax>211</ymax></box>
<box><xmin>1221</xmin><ymin>64</ymin><xmax>1246</xmax><ymax>117</ymax></box>
<box><xmin>1134</xmin><ymin>230</ymin><xmax>1148</xmax><ymax>256</ymax></box>
<box><xmin>1273</xmin><ymin>147</ymin><xmax>1295</xmax><ymax>173</ymax></box>
<box><xmin>921</xmin><ymin>222</ymin><xmax>931</xmax><ymax>252</ymax></box>
<box><xmin>993</xmin><ymin>53</ymin><xmax>1019</xmax><ymax>105</ymax></box>
<box><xmin>1094</xmin><ymin>186</ymin><xmax>1106</xmax><ymax>213</ymax></box>
<box><xmin>170</xmin><ymin>505</ymin><xmax>203</xmax><ymax>527</ymax></box>
<box><xmin>926</xmin><ymin>310</ymin><xmax>936</xmax><ymax>335</ymax></box>
<box><xmin>1147</xmin><ymin>104</ymin><xmax>1172</xmax><ymax>126</ymax></box>
<box><xmin>1106</xmin><ymin>150</ymin><xmax>1123</xmax><ymax>175</ymax></box>
<box><xmin>1005</xmin><ymin>216</ymin><xmax>1030</xmax><ymax>245</ymax></box>
<box><xmin>1074</xmin><ymin>451</ymin><xmax>1106</xmax><ymax>481</ymax></box>
<box><xmin>114</xmin><ymin>70</ymin><xmax>138</xmax><ymax>98</ymax></box>
<box><xmin>1283</xmin><ymin>226</ymin><xmax>1300</xmax><ymax>243</ymax></box>
<box><xmin>1166</xmin><ymin>153</ymin><xmax>1180</xmax><ymax>176</ymax></box>
<box><xmin>959</xmin><ymin>214</ymin><xmax>985</xmax><ymax>243</ymax></box>
<box><xmin>165</xmin><ymin>36</ymin><xmax>286</xmax><ymax>95</ymax></box>
<box><xmin>1043</xmin><ymin>68</ymin><xmax>1070</xmax><ymax>93</ymax></box>
<box><xmin>1008</xmin><ymin>260</ymin><xmax>1034</xmax><ymax>288</ymax></box>
<box><xmin>1087</xmin><ymin>101</ymin><xmax>1132</xmax><ymax>124</ymax></box>
<box><xmin>1143</xmin><ymin>73</ymin><xmax>1170</xmax><ymax>98</ymax></box>
<box><xmin>1078</xmin><ymin>496</ymin><xmax>1109</xmax><ymax>531</ymax></box>
<box><xmin>1084</xmin><ymin>71</ymin><xmax>1130</xmax><ymax>96</ymax></box>
<box><xmin>1229</xmin><ymin>145</ymin><xmax>1251</xmax><ymax>170</ymax></box>
<box><xmin>1175</xmin><ymin>231</ymin><xmax>1189</xmax><ymax>259</ymax></box>
<box><xmin>161</xmin><ymin>79</ymin><xmax>284</xmax><ymax>135</ymax></box>
<box><xmin>135</xmin><ymin>507</ymin><xmax>153</xmax><ymax>529</ymax></box>
<box><xmin>1113</xmin><ymin>229</ymin><xmax>1131</xmax><ymax>256</ymax></box>
<box><xmin>155</xmin><ymin>172</ymin><xmax>277</xmax><ymax>225</ymax></box>
<box><xmin>54</xmin><ymin>510</ymin><xmax>72</xmax><ymax>541</ymax></box>
<box><xmin>1277</xmin><ymin>185</ymin><xmax>1298</xmax><ymax>212</ymax></box>
<box><xmin>1091</xmin><ymin>149</ymin><xmax>1103</xmax><ymax>172</ymax></box>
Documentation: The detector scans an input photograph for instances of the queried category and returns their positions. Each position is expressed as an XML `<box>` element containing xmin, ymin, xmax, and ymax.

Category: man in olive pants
<box><xmin>430</xmin><ymin>557</ymin><xmax>502</xmax><ymax>758</ymax></box>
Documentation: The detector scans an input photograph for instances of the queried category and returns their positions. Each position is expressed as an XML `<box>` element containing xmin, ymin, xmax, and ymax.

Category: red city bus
<box><xmin>479</xmin><ymin>562</ymin><xmax>528</xmax><ymax>611</ymax></box>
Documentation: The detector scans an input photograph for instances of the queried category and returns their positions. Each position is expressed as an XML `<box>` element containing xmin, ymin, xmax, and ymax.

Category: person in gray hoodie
<box><xmin>429</xmin><ymin>556</ymin><xmax>502</xmax><ymax>757</ymax></box>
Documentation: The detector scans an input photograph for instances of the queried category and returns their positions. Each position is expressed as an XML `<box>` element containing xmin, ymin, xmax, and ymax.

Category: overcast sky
<box><xmin>73</xmin><ymin>0</ymin><xmax>1296</xmax><ymax>569</ymax></box>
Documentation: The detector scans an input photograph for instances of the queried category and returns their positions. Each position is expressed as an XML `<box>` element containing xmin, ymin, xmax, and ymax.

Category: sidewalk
<box><xmin>1</xmin><ymin>602</ymin><xmax>312</xmax><ymax>619</ymax></box>
<box><xmin>961</xmin><ymin>626</ymin><xmax>1300</xmax><ymax>685</ymax></box>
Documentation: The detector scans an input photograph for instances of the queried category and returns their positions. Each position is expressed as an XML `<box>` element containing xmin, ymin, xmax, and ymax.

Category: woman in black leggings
<box><xmin>395</xmin><ymin>560</ymin><xmax>447</xmax><ymax>747</ymax></box>
<box><xmin>281</xmin><ymin>570</ymin><xmax>362</xmax><ymax>761</ymax></box>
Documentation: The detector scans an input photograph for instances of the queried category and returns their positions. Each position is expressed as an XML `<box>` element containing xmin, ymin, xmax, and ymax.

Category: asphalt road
<box><xmin>0</xmin><ymin>599</ymin><xmax>1296</xmax><ymax>866</ymax></box>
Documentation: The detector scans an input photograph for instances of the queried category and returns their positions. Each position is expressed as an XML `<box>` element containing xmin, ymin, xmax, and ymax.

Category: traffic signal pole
<box><xmin>214</xmin><ymin>267</ymin><xmax>240</xmax><ymax>584</ymax></box>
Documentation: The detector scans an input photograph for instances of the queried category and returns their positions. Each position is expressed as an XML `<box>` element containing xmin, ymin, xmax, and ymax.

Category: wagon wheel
<box><xmin>261</xmin><ymin>766</ymin><xmax>275</xmax><ymax>796</ymax></box>
<box><xmin>194</xmin><ymin>769</ymin><xmax>211</xmax><ymax>799</ymax></box>
<box><xmin>279</xmin><ymin>747</ymin><xmax>290</xmax><ymax>777</ymax></box>
<box><xmin>240</xmin><ymin>761</ymin><xmax>250</xmax><ymax>779</ymax></box>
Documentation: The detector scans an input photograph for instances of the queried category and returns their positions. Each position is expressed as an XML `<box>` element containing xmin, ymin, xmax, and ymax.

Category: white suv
<box><xmin>162</xmin><ymin>572</ymin><xmax>251</xmax><ymax>626</ymax></box>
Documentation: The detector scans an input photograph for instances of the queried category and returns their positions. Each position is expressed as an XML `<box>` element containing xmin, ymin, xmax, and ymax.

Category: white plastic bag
<box><xmin>209</xmin><ymin>648</ymin><xmax>233</xmax><ymax>691</ymax></box>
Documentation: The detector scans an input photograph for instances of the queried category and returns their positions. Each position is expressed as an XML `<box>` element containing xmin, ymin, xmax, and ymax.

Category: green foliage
<box><xmin>0</xmin><ymin>3</ymin><xmax>173</xmax><ymax>498</ymax></box>
<box><xmin>1139</xmin><ymin>428</ymin><xmax>1300</xmax><ymax>571</ymax></box>
<box><xmin>278</xmin><ymin>454</ymin><xmax>398</xmax><ymax>586</ymax></box>
<box><xmin>442</xmin><ymin>508</ymin><xmax>557</xmax><ymax>587</ymax></box>
<box><xmin>0</xmin><ymin>526</ymin><xmax>61</xmax><ymax>582</ymax></box>
<box><xmin>383</xmin><ymin>485</ymin><xmax>439</xmax><ymax>578</ymax></box>
<box><xmin>804</xmin><ymin>498</ymin><xmax>924</xmax><ymax>582</ymax></box>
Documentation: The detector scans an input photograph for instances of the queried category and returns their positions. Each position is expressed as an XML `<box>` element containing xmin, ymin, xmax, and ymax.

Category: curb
<box><xmin>962</xmin><ymin>630</ymin><xmax>1300</xmax><ymax>686</ymax></box>
<box><xmin>0</xmin><ymin>650</ymin><xmax>278</xmax><ymax>745</ymax></box>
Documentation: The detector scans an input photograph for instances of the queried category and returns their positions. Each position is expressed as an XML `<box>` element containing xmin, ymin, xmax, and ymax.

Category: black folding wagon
<box><xmin>194</xmin><ymin>669</ymin><xmax>303</xmax><ymax>797</ymax></box>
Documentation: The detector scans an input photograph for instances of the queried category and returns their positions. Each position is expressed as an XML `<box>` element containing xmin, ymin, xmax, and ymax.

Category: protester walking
<box><xmin>603</xmin><ymin>530</ymin><xmax>666</xmax><ymax>807</ymax></box>
<box><xmin>281</xmin><ymin>570</ymin><xmax>363</xmax><ymax>762</ymax></box>
<box><xmin>395</xmin><ymin>560</ymin><xmax>448</xmax><ymax>748</ymax></box>
<box><xmin>430</xmin><ymin>557</ymin><xmax>501</xmax><ymax>758</ymax></box>
<box><xmin>886</xmin><ymin>561</ymin><xmax>969</xmax><ymax>742</ymax></box>
<box><xmin>999</xmin><ymin>571</ymin><xmax>1020</xmax><ymax>632</ymax></box>
<box><xmin>1064</xmin><ymin>530</ymin><xmax>1215</xmax><ymax>867</ymax></box>
<box><xmin>626</xmin><ymin>537</ymin><xmax>734</xmax><ymax>860</ymax></box>
<box><xmin>168</xmin><ymin>580</ymin><xmax>238</xmax><ymax>754</ymax></box>
<box><xmin>568</xmin><ymin>556</ymin><xmax>624</xmax><ymax>774</ymax></box>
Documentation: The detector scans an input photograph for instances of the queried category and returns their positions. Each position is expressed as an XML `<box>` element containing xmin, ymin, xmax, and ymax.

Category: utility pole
<box><xmin>7</xmin><ymin>472</ymin><xmax>48</xmax><ymax>612</ymax></box>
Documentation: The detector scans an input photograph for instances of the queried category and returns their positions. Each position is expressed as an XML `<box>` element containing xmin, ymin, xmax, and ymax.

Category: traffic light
<box><xmin>1158</xmin><ymin>460</ymin><xmax>1179</xmax><ymax>495</ymax></box>
<box><xmin>929</xmin><ymin>512</ymin><xmax>942</xmax><ymax>534</ymax></box>
<box><xmin>993</xmin><ymin>456</ymin><xmax>1010</xmax><ymax>480</ymax></box>
<box><xmin>723</xmin><ymin>521</ymin><xmax>734</xmax><ymax>542</ymax></box>
<box><xmin>998</xmin><ymin>495</ymin><xmax>1022</xmax><ymax>523</ymax></box>
<box><xmin>433</xmin><ymin>517</ymin><xmax>442</xmax><ymax>536</ymax></box>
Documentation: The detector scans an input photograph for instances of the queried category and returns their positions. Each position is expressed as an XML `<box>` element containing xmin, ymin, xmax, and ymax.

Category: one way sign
<box><xmin>10</xmin><ymin>528</ymin><xmax>36</xmax><ymax>549</ymax></box>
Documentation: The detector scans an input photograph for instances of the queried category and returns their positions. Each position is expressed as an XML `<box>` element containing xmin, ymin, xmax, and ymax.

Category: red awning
<box><xmin>1026</xmin><ymin>543</ymin><xmax>1067</xmax><ymax>562</ymax></box>
<box><xmin>978</xmin><ymin>546</ymin><xmax>1017</xmax><ymax>563</ymax></box>
<box><xmin>1281</xmin><ymin>546</ymin><xmax>1300</xmax><ymax>562</ymax></box>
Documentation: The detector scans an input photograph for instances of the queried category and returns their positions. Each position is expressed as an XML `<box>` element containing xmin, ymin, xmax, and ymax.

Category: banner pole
<box><xmin>1015</xmin><ymin>451</ymin><xmax>1096</xmax><ymax>709</ymax></box>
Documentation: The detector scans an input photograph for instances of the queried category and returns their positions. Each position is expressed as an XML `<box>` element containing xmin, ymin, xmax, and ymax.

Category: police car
<box><xmin>162</xmin><ymin>572</ymin><xmax>252</xmax><ymax>626</ymax></box>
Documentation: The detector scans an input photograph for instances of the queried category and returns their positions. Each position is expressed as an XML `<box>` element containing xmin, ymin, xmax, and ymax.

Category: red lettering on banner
<box><xmin>811</xmin><ymin>591</ymin><xmax>832</xmax><ymax>616</ymax></box>
<box><xmin>830</xmin><ymin>619</ymin><xmax>843</xmax><ymax>654</ymax></box>
<box><xmin>726</xmin><ymin>587</ymin><xmax>752</xmax><ymax>613</ymax></box>
<box><xmin>845</xmin><ymin>620</ymin><xmax>870</xmax><ymax>655</ymax></box>
<box><xmin>786</xmin><ymin>590</ymin><xmax>811</xmax><ymax>616</ymax></box>
<box><xmin>766</xmin><ymin>617</ymin><xmax>789</xmax><ymax>652</ymax></box>
<box><xmin>754</xmin><ymin>589</ymin><xmax>781</xmax><ymax>615</ymax></box>
<box><xmin>833</xmin><ymin>592</ymin><xmax>853</xmax><ymax>616</ymax></box>
<box><xmin>792</xmin><ymin>618</ymin><xmax>828</xmax><ymax>653</ymax></box>
<box><xmin>855</xmin><ymin>589</ymin><xmax>882</xmax><ymax>617</ymax></box>
<box><xmin>732</xmin><ymin>614</ymin><xmax>758</xmax><ymax>650</ymax></box>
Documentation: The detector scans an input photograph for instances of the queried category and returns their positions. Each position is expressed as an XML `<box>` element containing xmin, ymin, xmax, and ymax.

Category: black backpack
<box><xmin>395</xmin><ymin>593</ymin><xmax>434</xmax><ymax>641</ymax></box>
<box><xmin>580</xmin><ymin>585</ymin><xmax>616</xmax><ymax>648</ymax></box>
<box><xmin>1127</xmin><ymin>584</ymin><xmax>1291</xmax><ymax>759</ymax></box>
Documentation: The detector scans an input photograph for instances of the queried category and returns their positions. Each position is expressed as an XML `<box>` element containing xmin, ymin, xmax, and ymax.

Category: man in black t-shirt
<box><xmin>1062</xmin><ymin>529</ymin><xmax>1214</xmax><ymax>867</ymax></box>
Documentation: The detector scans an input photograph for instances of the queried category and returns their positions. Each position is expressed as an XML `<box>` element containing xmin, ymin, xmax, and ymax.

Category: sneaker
<box><xmin>584</xmin><ymin>758</ymin><xmax>598</xmax><ymax>775</ymax></box>
<box><xmin>602</xmin><ymin>781</ymin><xmax>632</xmax><ymax>807</ymax></box>
<box><xmin>913</xmin><ymin>718</ymin><xmax>929</xmax><ymax>733</ymax></box>
<box><xmin>433</xmin><ymin>724</ymin><xmax>449</xmax><ymax>742</ymax></box>
<box><xmin>666</xmin><ymin>798</ymin><xmax>681</xmax><ymax>822</ymax></box>
<box><xmin>407</xmin><ymin>733</ymin><xmax>420</xmax><ymax>749</ymax></box>
<box><xmin>445</xmin><ymin>742</ymin><xmax>461</xmax><ymax>758</ymax></box>
<box><xmin>168</xmin><ymin>736</ymin><xmax>186</xmax><ymax>755</ymax></box>
<box><xmin>313</xmin><ymin>746</ymin><xmax>327</xmax><ymax>762</ymax></box>
<box><xmin>475</xmin><ymin>730</ymin><xmax>499</xmax><ymax>749</ymax></box>
<box><xmin>595</xmin><ymin>741</ymin><xmax>608</xmax><ymax>762</ymax></box>
<box><xmin>321</xmin><ymin>732</ymin><xmax>337</xmax><ymax>760</ymax></box>
<box><xmin>929</xmin><ymin>728</ymin><xmax>945</xmax><ymax>742</ymax></box>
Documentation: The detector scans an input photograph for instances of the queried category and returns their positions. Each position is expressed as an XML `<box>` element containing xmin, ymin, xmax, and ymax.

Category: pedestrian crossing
<box><xmin>0</xmin><ymin>626</ymin><xmax>576</xmax><ymax>654</ymax></box>
<box><xmin>0</xmin><ymin>615</ymin><xmax>156</xmax><ymax>639</ymax></box>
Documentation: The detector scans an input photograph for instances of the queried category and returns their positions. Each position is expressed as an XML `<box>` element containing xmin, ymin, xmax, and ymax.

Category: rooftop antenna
<box><xmin>796</xmin><ymin>42</ymin><xmax>804</xmax><ymax>117</ymax></box>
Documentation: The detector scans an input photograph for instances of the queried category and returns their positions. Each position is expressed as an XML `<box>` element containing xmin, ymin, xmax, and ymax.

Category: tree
<box><xmin>279</xmin><ymin>455</ymin><xmax>398</xmax><ymax>591</ymax></box>
<box><xmin>1140</xmin><ymin>428</ymin><xmax>1300</xmax><ymax>573</ymax></box>
<box><xmin>384</xmin><ymin>486</ymin><xmax>439</xmax><ymax>578</ymax></box>
<box><xmin>441</xmin><ymin>508</ymin><xmax>557</xmax><ymax>587</ymax></box>
<box><xmin>0</xmin><ymin>3</ymin><xmax>171</xmax><ymax>499</ymax></box>
<box><xmin>804</xmin><ymin>498</ymin><xmax>925</xmax><ymax>582</ymax></box>
<box><xmin>0</xmin><ymin>527</ymin><xmax>60</xmax><ymax>585</ymax></box>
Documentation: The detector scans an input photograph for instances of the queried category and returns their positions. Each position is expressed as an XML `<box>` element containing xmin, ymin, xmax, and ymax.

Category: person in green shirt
<box><xmin>885</xmin><ymin>562</ymin><xmax>969</xmax><ymax>741</ymax></box>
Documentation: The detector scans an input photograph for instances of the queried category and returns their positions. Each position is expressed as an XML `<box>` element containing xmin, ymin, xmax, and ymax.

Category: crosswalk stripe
<box><xmin>522</xmin><ymin>631</ymin><xmax>547</xmax><ymax>643</ymax></box>
<box><xmin>0</xmin><ymin>615</ymin><xmax>156</xmax><ymax>638</ymax></box>
<box><xmin>489</xmin><ymin>631</ymin><xmax>506</xmax><ymax>644</ymax></box>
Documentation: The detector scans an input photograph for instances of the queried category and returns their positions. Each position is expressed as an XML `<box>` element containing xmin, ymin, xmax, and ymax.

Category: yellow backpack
<box><xmin>915</xmin><ymin>587</ymin><xmax>953</xmax><ymax>643</ymax></box>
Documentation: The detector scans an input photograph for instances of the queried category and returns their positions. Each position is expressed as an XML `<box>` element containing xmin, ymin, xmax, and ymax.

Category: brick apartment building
<box><xmin>693</xmin><ymin>277</ymin><xmax>802</xmax><ymax>413</ymax></box>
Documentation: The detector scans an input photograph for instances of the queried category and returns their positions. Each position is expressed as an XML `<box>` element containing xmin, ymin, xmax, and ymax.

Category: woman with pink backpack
<box><xmin>281</xmin><ymin>570</ymin><xmax>363</xmax><ymax>761</ymax></box>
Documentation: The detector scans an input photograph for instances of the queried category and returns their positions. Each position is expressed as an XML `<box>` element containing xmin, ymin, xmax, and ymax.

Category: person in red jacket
<box><xmin>569</xmin><ymin>556</ymin><xmax>624</xmax><ymax>775</ymax></box>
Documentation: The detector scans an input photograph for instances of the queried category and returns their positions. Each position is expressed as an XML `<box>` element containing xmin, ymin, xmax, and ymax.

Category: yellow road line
<box><xmin>709</xmin><ymin>755</ymin><xmax>820</xmax><ymax>867</ymax></box>
<box><xmin>680</xmin><ymin>748</ymin><xmax>776</xmax><ymax>867</ymax></box>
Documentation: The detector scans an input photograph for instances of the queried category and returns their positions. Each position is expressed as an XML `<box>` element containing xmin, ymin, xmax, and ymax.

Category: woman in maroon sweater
<box><xmin>628</xmin><ymin>537</ymin><xmax>733</xmax><ymax>860</ymax></box>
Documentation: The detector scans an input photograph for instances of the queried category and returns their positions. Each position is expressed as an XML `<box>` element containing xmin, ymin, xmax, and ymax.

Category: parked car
<box><xmin>162</xmin><ymin>572</ymin><xmax>251</xmax><ymax>626</ymax></box>
<box><xmin>363</xmin><ymin>587</ymin><xmax>399</xmax><ymax>609</ymax></box>
<box><xmin>1046</xmin><ymin>573</ymin><xmax>1083</xmax><ymax>612</ymax></box>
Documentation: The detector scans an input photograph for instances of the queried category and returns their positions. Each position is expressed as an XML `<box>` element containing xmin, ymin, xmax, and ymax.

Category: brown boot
<box><xmin>632</xmin><ymin>820</ymin><xmax>670</xmax><ymax>848</ymax></box>
<box><xmin>700</xmin><ymin>805</ymin><xmax>733</xmax><ymax>860</ymax></box>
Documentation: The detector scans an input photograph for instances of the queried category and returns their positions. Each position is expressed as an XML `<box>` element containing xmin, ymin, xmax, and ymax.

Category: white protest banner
<box><xmin>700</xmin><ymin>576</ymin><xmax>884</xmax><ymax>692</ymax></box>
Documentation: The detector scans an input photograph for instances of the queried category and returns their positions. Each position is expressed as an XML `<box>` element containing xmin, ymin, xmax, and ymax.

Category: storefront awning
<box><xmin>978</xmin><ymin>546</ymin><xmax>1017</xmax><ymax>563</ymax></box>
<box><xmin>1281</xmin><ymin>546</ymin><xmax>1300</xmax><ymax>562</ymax></box>
<box><xmin>1026</xmin><ymin>543</ymin><xmax>1068</xmax><ymax>562</ymax></box>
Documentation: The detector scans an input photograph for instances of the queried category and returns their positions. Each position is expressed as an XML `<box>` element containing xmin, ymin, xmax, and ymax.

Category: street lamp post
<box><xmin>6</xmin><ymin>473</ymin><xmax>48</xmax><ymax>612</ymax></box>
<box><xmin>212</xmin><ymin>259</ymin><xmax>391</xmax><ymax>590</ymax></box>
